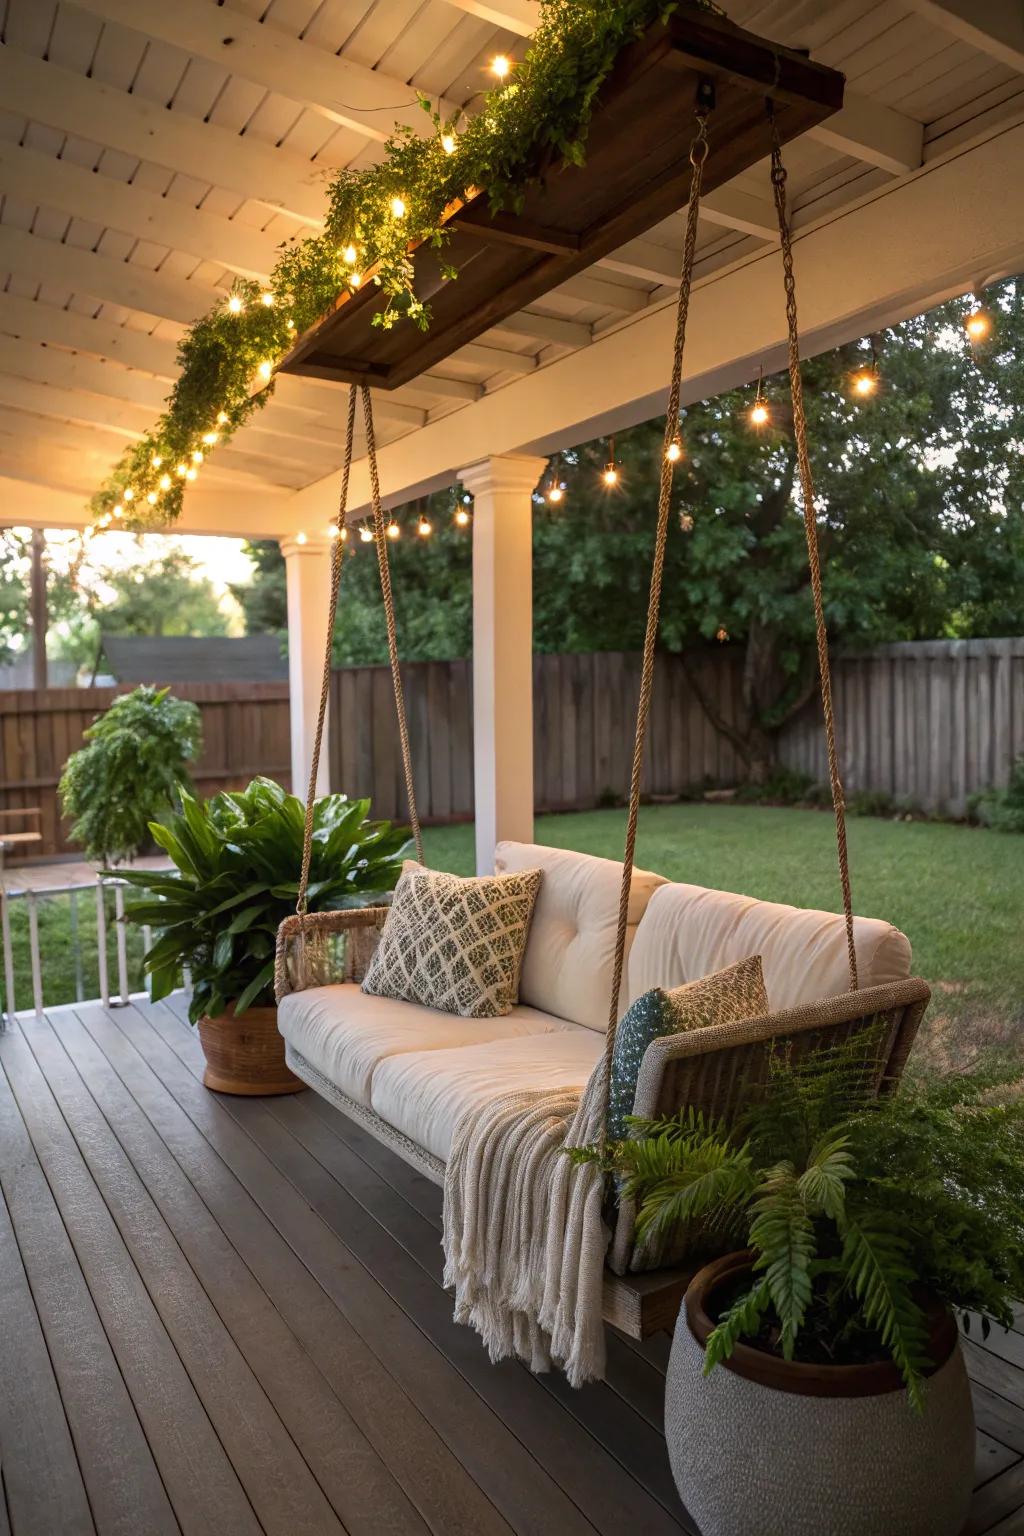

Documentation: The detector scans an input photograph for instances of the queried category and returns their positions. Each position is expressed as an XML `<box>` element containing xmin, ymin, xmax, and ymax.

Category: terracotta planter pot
<box><xmin>197</xmin><ymin>1003</ymin><xmax>306</xmax><ymax>1096</ymax></box>
<box><xmin>665</xmin><ymin>1251</ymin><xmax>975</xmax><ymax>1536</ymax></box>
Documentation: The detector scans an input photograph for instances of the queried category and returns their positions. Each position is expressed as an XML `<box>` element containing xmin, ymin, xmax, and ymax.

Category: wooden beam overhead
<box><xmin>454</xmin><ymin>342</ymin><xmax>537</xmax><ymax>375</ymax></box>
<box><xmin>0</xmin><ymin>293</ymin><xmax>178</xmax><ymax>378</ymax></box>
<box><xmin>0</xmin><ymin>49</ymin><xmax>327</xmax><ymax>225</ymax></box>
<box><xmin>75</xmin><ymin>0</ymin><xmax>459</xmax><ymax>142</ymax></box>
<box><xmin>0</xmin><ymin>227</ymin><xmax>223</xmax><ymax>328</ymax></box>
<box><xmin>487</xmin><ymin>311</ymin><xmax>592</xmax><ymax>349</ymax></box>
<box><xmin>807</xmin><ymin>95</ymin><xmax>924</xmax><ymax>176</ymax></box>
<box><xmin>597</xmin><ymin>238</ymin><xmax>680</xmax><ymax>286</ymax></box>
<box><xmin>699</xmin><ymin>186</ymin><xmax>780</xmax><ymax>242</ymax></box>
<box><xmin>556</xmin><ymin>274</ymin><xmax>650</xmax><ymax>313</ymax></box>
<box><xmin>904</xmin><ymin>0</ymin><xmax>1024</xmax><ymax>75</ymax></box>
<box><xmin>0</xmin><ymin>141</ymin><xmax>279</xmax><ymax>283</ymax></box>
<box><xmin>437</xmin><ymin>0</ymin><xmax>536</xmax><ymax>35</ymax></box>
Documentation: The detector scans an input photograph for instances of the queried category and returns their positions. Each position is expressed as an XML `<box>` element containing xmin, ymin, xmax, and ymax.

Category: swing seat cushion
<box><xmin>278</xmin><ymin>982</ymin><xmax>577</xmax><ymax>1109</ymax></box>
<box><xmin>626</xmin><ymin>881</ymin><xmax>912</xmax><ymax>1012</ymax></box>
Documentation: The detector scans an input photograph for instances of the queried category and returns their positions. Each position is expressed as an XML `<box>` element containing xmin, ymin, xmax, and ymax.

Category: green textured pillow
<box><xmin>608</xmin><ymin>955</ymin><xmax>768</xmax><ymax>1140</ymax></box>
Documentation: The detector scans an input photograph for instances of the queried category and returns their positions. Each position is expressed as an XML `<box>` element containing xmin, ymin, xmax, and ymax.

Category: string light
<box><xmin>441</xmin><ymin>133</ymin><xmax>456</xmax><ymax>155</ymax></box>
<box><xmin>349</xmin><ymin>272</ymin><xmax>363</xmax><ymax>288</ymax></box>
<box><xmin>965</xmin><ymin>307</ymin><xmax>992</xmax><ymax>342</ymax></box>
<box><xmin>146</xmin><ymin>491</ymin><xmax>158</xmax><ymax>505</ymax></box>
<box><xmin>113</xmin><ymin>503</ymin><xmax>124</xmax><ymax>519</ymax></box>
<box><xmin>341</xmin><ymin>243</ymin><xmax>358</xmax><ymax>265</ymax></box>
<box><xmin>328</xmin><ymin>525</ymin><xmax>340</xmax><ymax>539</ymax></box>
<box><xmin>202</xmin><ymin>431</ymin><xmax>219</xmax><ymax>446</ymax></box>
<box><xmin>228</xmin><ymin>294</ymin><xmax>244</xmax><ymax>314</ymax></box>
<box><xmin>547</xmin><ymin>483</ymin><xmax>564</xmax><ymax>503</ymax></box>
<box><xmin>417</xmin><ymin>515</ymin><xmax>432</xmax><ymax>537</ymax></box>
<box><xmin>339</xmin><ymin>526</ymin><xmax>349</xmax><ymax>542</ymax></box>
<box><xmin>123</xmin><ymin>487</ymin><xmax>135</xmax><ymax>501</ymax></box>
<box><xmin>390</xmin><ymin>195</ymin><xmax>407</xmax><ymax>219</ymax></box>
<box><xmin>491</xmin><ymin>54</ymin><xmax>511</xmax><ymax>79</ymax></box>
<box><xmin>748</xmin><ymin>365</ymin><xmax>770</xmax><ymax>429</ymax></box>
<box><xmin>602</xmin><ymin>434</ymin><xmax>619</xmax><ymax>487</ymax></box>
<box><xmin>192</xmin><ymin>449</ymin><xmax>204</xmax><ymax>463</ymax></box>
<box><xmin>98</xmin><ymin>512</ymin><xmax>112</xmax><ymax>528</ymax></box>
<box><xmin>257</xmin><ymin>360</ymin><xmax>273</xmax><ymax>380</ymax></box>
<box><xmin>216</xmin><ymin>411</ymin><xmax>229</xmax><ymax>426</ymax></box>
<box><xmin>176</xmin><ymin>462</ymin><xmax>189</xmax><ymax>477</ymax></box>
<box><xmin>359</xmin><ymin>525</ymin><xmax>374</xmax><ymax>543</ymax></box>
<box><xmin>851</xmin><ymin>367</ymin><xmax>878</xmax><ymax>399</ymax></box>
<box><xmin>296</xmin><ymin>531</ymin><xmax>307</xmax><ymax>546</ymax></box>
<box><xmin>454</xmin><ymin>507</ymin><xmax>470</xmax><ymax>526</ymax></box>
<box><xmin>185</xmin><ymin>467</ymin><xmax>197</xmax><ymax>481</ymax></box>
<box><xmin>151</xmin><ymin>453</ymin><xmax>163</xmax><ymax>468</ymax></box>
<box><xmin>260</xmin><ymin>291</ymin><xmax>275</xmax><ymax>307</ymax></box>
<box><xmin>386</xmin><ymin>521</ymin><xmax>401</xmax><ymax>539</ymax></box>
<box><xmin>159</xmin><ymin>474</ymin><xmax>172</xmax><ymax>490</ymax></box>
<box><xmin>666</xmin><ymin>439</ymin><xmax>682</xmax><ymax>463</ymax></box>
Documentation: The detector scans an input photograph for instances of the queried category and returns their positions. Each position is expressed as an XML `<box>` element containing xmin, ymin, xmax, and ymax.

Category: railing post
<box><xmin>95</xmin><ymin>878</ymin><xmax>110</xmax><ymax>1009</ymax></box>
<box><xmin>142</xmin><ymin>925</ymin><xmax>154</xmax><ymax>1000</ymax></box>
<box><xmin>27</xmin><ymin>891</ymin><xmax>43</xmax><ymax>1018</ymax></box>
<box><xmin>113</xmin><ymin>882</ymin><xmax>129</xmax><ymax>1006</ymax></box>
<box><xmin>70</xmin><ymin>889</ymin><xmax>85</xmax><ymax>1002</ymax></box>
<box><xmin>0</xmin><ymin>850</ymin><xmax>14</xmax><ymax>1026</ymax></box>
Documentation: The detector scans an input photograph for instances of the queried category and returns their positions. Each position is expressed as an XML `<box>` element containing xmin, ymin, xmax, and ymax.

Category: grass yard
<box><xmin>423</xmin><ymin>803</ymin><xmax>1024</xmax><ymax>1071</ymax></box>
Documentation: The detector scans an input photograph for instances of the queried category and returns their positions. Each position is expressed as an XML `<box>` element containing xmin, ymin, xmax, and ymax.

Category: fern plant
<box><xmin>582</xmin><ymin>1038</ymin><xmax>1024</xmax><ymax>1409</ymax></box>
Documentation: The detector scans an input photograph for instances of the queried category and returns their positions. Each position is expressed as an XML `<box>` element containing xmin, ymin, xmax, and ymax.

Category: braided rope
<box><xmin>361</xmin><ymin>384</ymin><xmax>425</xmax><ymax>864</ymax></box>
<box><xmin>600</xmin><ymin>106</ymin><xmax>711</xmax><ymax>1132</ymax></box>
<box><xmin>768</xmin><ymin>106</ymin><xmax>858</xmax><ymax>991</ymax></box>
<box><xmin>296</xmin><ymin>383</ymin><xmax>358</xmax><ymax>922</ymax></box>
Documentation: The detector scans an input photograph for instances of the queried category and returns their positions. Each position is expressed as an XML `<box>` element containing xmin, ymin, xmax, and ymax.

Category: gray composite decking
<box><xmin>0</xmin><ymin>996</ymin><xmax>1022</xmax><ymax>1536</ymax></box>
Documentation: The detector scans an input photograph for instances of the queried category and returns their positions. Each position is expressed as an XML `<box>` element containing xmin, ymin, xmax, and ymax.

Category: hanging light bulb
<box><xmin>146</xmin><ymin>491</ymin><xmax>158</xmax><ymax>505</ymax></box>
<box><xmin>454</xmin><ymin>507</ymin><xmax>470</xmax><ymax>526</ymax></box>
<box><xmin>390</xmin><ymin>195</ymin><xmax>407</xmax><ymax>219</ymax></box>
<box><xmin>349</xmin><ymin>271</ymin><xmax>363</xmax><ymax>289</ymax></box>
<box><xmin>202</xmin><ymin>431</ymin><xmax>219</xmax><ymax>446</ymax></box>
<box><xmin>440</xmin><ymin>133</ymin><xmax>456</xmax><ymax>155</ymax></box>
<box><xmin>176</xmin><ymin>461</ymin><xmax>189</xmax><ymax>478</ymax></box>
<box><xmin>965</xmin><ymin>307</ymin><xmax>992</xmax><ymax>342</ymax></box>
<box><xmin>228</xmin><ymin>294</ymin><xmax>244</xmax><ymax>314</ymax></box>
<box><xmin>386</xmin><ymin>521</ymin><xmax>401</xmax><ymax>539</ymax></box>
<box><xmin>851</xmin><ymin>367</ymin><xmax>878</xmax><ymax>399</ymax></box>
<box><xmin>748</xmin><ymin>365</ymin><xmax>770</xmax><ymax>428</ymax></box>
<box><xmin>192</xmin><ymin>449</ymin><xmax>204</xmax><ymax>463</ymax></box>
<box><xmin>113</xmin><ymin>503</ymin><xmax>124</xmax><ymax>519</ymax></box>
<box><xmin>601</xmin><ymin>434</ymin><xmax>619</xmax><ymax>487</ymax></box>
<box><xmin>547</xmin><ymin>484</ymin><xmax>564</xmax><ymax>504</ymax></box>
<box><xmin>260</xmin><ymin>291</ymin><xmax>275</xmax><ymax>307</ymax></box>
<box><xmin>339</xmin><ymin>526</ymin><xmax>349</xmax><ymax>542</ymax></box>
<box><xmin>327</xmin><ymin>525</ymin><xmax>339</xmax><ymax>540</ymax></box>
<box><xmin>666</xmin><ymin>438</ymin><xmax>682</xmax><ymax>463</ymax></box>
<box><xmin>257</xmin><ymin>360</ymin><xmax>273</xmax><ymax>381</ymax></box>
<box><xmin>151</xmin><ymin>453</ymin><xmax>163</xmax><ymax>468</ymax></box>
<box><xmin>98</xmin><ymin>512</ymin><xmax>112</xmax><ymax>528</ymax></box>
<box><xmin>490</xmin><ymin>54</ymin><xmax>511</xmax><ymax>79</ymax></box>
<box><xmin>417</xmin><ymin>515</ymin><xmax>432</xmax><ymax>537</ymax></box>
<box><xmin>216</xmin><ymin>411</ymin><xmax>229</xmax><ymax>426</ymax></box>
<box><xmin>185</xmin><ymin>466</ymin><xmax>197</xmax><ymax>481</ymax></box>
<box><xmin>159</xmin><ymin>474</ymin><xmax>172</xmax><ymax>491</ymax></box>
<box><xmin>295</xmin><ymin>531</ymin><xmax>307</xmax><ymax>546</ymax></box>
<box><xmin>123</xmin><ymin>486</ymin><xmax>135</xmax><ymax>501</ymax></box>
<box><xmin>359</xmin><ymin>525</ymin><xmax>374</xmax><ymax>543</ymax></box>
<box><xmin>341</xmin><ymin>243</ymin><xmax>358</xmax><ymax>265</ymax></box>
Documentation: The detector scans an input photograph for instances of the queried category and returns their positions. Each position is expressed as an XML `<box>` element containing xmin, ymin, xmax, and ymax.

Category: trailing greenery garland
<box><xmin>91</xmin><ymin>0</ymin><xmax>715</xmax><ymax>532</ymax></box>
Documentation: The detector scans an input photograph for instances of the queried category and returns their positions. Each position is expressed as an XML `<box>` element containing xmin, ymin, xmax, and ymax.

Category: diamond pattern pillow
<box><xmin>607</xmin><ymin>954</ymin><xmax>768</xmax><ymax>1140</ymax></box>
<box><xmin>361</xmin><ymin>863</ymin><xmax>542</xmax><ymax>1018</ymax></box>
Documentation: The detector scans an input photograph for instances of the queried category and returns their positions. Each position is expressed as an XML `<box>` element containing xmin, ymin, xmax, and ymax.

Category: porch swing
<box><xmin>273</xmin><ymin>91</ymin><xmax>930</xmax><ymax>1340</ymax></box>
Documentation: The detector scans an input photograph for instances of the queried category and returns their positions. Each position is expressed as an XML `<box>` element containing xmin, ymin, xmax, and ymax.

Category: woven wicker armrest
<box><xmin>608</xmin><ymin>977</ymin><xmax>930</xmax><ymax>1278</ymax></box>
<box><xmin>274</xmin><ymin>905</ymin><xmax>390</xmax><ymax>1002</ymax></box>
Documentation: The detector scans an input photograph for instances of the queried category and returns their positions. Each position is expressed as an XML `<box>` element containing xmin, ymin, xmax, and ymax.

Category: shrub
<box><xmin>970</xmin><ymin>756</ymin><xmax>1024</xmax><ymax>833</ymax></box>
<box><xmin>847</xmin><ymin>788</ymin><xmax>895</xmax><ymax>818</ymax></box>
<box><xmin>58</xmin><ymin>685</ymin><xmax>202</xmax><ymax>864</ymax></box>
<box><xmin>735</xmin><ymin>767</ymin><xmax>814</xmax><ymax>805</ymax></box>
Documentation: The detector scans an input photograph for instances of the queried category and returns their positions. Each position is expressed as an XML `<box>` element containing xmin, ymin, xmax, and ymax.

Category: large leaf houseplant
<box><xmin>119</xmin><ymin>776</ymin><xmax>408</xmax><ymax>1093</ymax></box>
<box><xmin>601</xmin><ymin>1042</ymin><xmax>1024</xmax><ymax>1536</ymax></box>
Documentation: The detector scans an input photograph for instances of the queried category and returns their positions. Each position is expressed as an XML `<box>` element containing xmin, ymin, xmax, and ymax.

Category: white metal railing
<box><xmin>0</xmin><ymin>875</ymin><xmax>151</xmax><ymax>1024</ymax></box>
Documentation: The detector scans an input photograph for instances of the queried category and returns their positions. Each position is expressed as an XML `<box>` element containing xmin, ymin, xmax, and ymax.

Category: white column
<box><xmin>281</xmin><ymin>533</ymin><xmax>333</xmax><ymax>799</ymax></box>
<box><xmin>459</xmin><ymin>454</ymin><xmax>547</xmax><ymax>876</ymax></box>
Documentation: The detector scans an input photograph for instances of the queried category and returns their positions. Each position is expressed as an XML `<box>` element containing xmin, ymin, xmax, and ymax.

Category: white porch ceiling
<box><xmin>1</xmin><ymin>0</ymin><xmax>1023</xmax><ymax>530</ymax></box>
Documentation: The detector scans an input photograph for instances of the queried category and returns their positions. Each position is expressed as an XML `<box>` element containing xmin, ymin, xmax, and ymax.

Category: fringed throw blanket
<box><xmin>442</xmin><ymin>1060</ymin><xmax>609</xmax><ymax>1388</ymax></box>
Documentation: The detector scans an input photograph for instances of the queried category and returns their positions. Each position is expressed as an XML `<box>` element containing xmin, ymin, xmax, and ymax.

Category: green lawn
<box><xmin>8</xmin><ymin>805</ymin><xmax>1019</xmax><ymax>1071</ymax></box>
<box><xmin>423</xmin><ymin>804</ymin><xmax>1024</xmax><ymax>1070</ymax></box>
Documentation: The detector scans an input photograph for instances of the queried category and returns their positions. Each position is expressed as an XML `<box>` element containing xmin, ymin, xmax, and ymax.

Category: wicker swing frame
<box><xmin>273</xmin><ymin>98</ymin><xmax>930</xmax><ymax>1336</ymax></box>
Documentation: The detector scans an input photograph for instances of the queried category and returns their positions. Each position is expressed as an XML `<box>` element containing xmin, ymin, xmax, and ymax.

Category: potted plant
<box><xmin>610</xmin><ymin>1041</ymin><xmax>1024</xmax><ymax>1536</ymax></box>
<box><xmin>118</xmin><ymin>776</ymin><xmax>408</xmax><ymax>1094</ymax></box>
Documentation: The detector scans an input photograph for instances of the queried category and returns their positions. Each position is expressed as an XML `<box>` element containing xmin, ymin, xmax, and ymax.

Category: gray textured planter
<box><xmin>666</xmin><ymin>1253</ymin><xmax>975</xmax><ymax>1536</ymax></box>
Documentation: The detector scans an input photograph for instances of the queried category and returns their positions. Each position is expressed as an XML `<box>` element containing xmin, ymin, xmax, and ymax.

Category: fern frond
<box><xmin>704</xmin><ymin>1278</ymin><xmax>772</xmax><ymax>1374</ymax></box>
<box><xmin>841</xmin><ymin>1214</ymin><xmax>931</xmax><ymax>1411</ymax></box>
<box><xmin>798</xmin><ymin>1131</ymin><xmax>854</xmax><ymax>1219</ymax></box>
<box><xmin>631</xmin><ymin>1144</ymin><xmax>755</xmax><ymax>1240</ymax></box>
<box><xmin>749</xmin><ymin>1162</ymin><xmax>816</xmax><ymax>1359</ymax></box>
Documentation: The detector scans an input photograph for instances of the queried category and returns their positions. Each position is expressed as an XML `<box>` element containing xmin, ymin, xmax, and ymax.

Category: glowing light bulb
<box><xmin>602</xmin><ymin>464</ymin><xmax>618</xmax><ymax>487</ymax></box>
<box><xmin>386</xmin><ymin>521</ymin><xmax>400</xmax><ymax>539</ymax></box>
<box><xmin>349</xmin><ymin>271</ymin><xmax>362</xmax><ymax>288</ymax></box>
<box><xmin>257</xmin><ymin>360</ymin><xmax>273</xmax><ymax>380</ymax></box>
<box><xmin>341</xmin><ymin>243</ymin><xmax>357</xmax><ymax>265</ymax></box>
<box><xmin>202</xmin><ymin>431</ymin><xmax>219</xmax><ymax>446</ymax></box>
<box><xmin>228</xmin><ymin>294</ymin><xmax>244</xmax><ymax>313</ymax></box>
<box><xmin>852</xmin><ymin>369</ymin><xmax>877</xmax><ymax>398</ymax></box>
<box><xmin>965</xmin><ymin>309</ymin><xmax>991</xmax><ymax>342</ymax></box>
<box><xmin>185</xmin><ymin>467</ymin><xmax>197</xmax><ymax>481</ymax></box>
<box><xmin>339</xmin><ymin>526</ymin><xmax>349</xmax><ymax>542</ymax></box>
<box><xmin>98</xmin><ymin>513</ymin><xmax>112</xmax><ymax>528</ymax></box>
<box><xmin>151</xmin><ymin>453</ymin><xmax>162</xmax><ymax>468</ymax></box>
<box><xmin>192</xmin><ymin>449</ymin><xmax>204</xmax><ymax>463</ymax></box>
<box><xmin>359</xmin><ymin>525</ymin><xmax>374</xmax><ymax>543</ymax></box>
<box><xmin>547</xmin><ymin>485</ymin><xmax>564</xmax><ymax>504</ymax></box>
<box><xmin>159</xmin><ymin>474</ymin><xmax>172</xmax><ymax>490</ymax></box>
<box><xmin>216</xmin><ymin>411</ymin><xmax>229</xmax><ymax>426</ymax></box>
<box><xmin>390</xmin><ymin>195</ymin><xmax>406</xmax><ymax>219</ymax></box>
<box><xmin>454</xmin><ymin>507</ymin><xmax>470</xmax><ymax>526</ymax></box>
<box><xmin>417</xmin><ymin>517</ymin><xmax>432</xmax><ymax>537</ymax></box>
<box><xmin>260</xmin><ymin>291</ymin><xmax>275</xmax><ymax>307</ymax></box>
<box><xmin>328</xmin><ymin>525</ymin><xmax>339</xmax><ymax>540</ymax></box>
<box><xmin>491</xmin><ymin>54</ymin><xmax>511</xmax><ymax>78</ymax></box>
<box><xmin>296</xmin><ymin>531</ymin><xmax>307</xmax><ymax>546</ymax></box>
<box><xmin>146</xmin><ymin>491</ymin><xmax>158</xmax><ymax>505</ymax></box>
<box><xmin>176</xmin><ymin>462</ymin><xmax>189</xmax><ymax>477</ymax></box>
<box><xmin>749</xmin><ymin>400</ymin><xmax>770</xmax><ymax>428</ymax></box>
<box><xmin>666</xmin><ymin>439</ymin><xmax>682</xmax><ymax>463</ymax></box>
<box><xmin>441</xmin><ymin>133</ymin><xmax>456</xmax><ymax>155</ymax></box>
<box><xmin>122</xmin><ymin>486</ymin><xmax>135</xmax><ymax>501</ymax></box>
<box><xmin>113</xmin><ymin>504</ymin><xmax>124</xmax><ymax>518</ymax></box>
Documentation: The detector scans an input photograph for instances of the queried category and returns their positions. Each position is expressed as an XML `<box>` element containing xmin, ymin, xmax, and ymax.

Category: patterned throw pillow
<box><xmin>361</xmin><ymin>863</ymin><xmax>542</xmax><ymax>1018</ymax></box>
<box><xmin>607</xmin><ymin>954</ymin><xmax>768</xmax><ymax>1140</ymax></box>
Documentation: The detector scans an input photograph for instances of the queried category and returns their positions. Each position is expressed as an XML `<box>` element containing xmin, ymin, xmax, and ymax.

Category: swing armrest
<box><xmin>607</xmin><ymin>977</ymin><xmax>930</xmax><ymax>1277</ymax></box>
<box><xmin>274</xmin><ymin>905</ymin><xmax>390</xmax><ymax>1002</ymax></box>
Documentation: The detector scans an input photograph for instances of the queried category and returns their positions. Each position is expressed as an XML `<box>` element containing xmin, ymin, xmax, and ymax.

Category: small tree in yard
<box><xmin>59</xmin><ymin>686</ymin><xmax>202</xmax><ymax>864</ymax></box>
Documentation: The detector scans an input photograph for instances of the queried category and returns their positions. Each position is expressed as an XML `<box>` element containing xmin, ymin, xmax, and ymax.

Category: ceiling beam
<box><xmin>556</xmin><ymin>274</ymin><xmax>649</xmax><ymax>312</ymax></box>
<box><xmin>597</xmin><ymin>237</ymin><xmax>679</xmax><ymax>286</ymax></box>
<box><xmin>437</xmin><ymin>0</ymin><xmax>536</xmax><ymax>35</ymax></box>
<box><xmin>0</xmin><ymin>48</ymin><xmax>327</xmax><ymax>225</ymax></box>
<box><xmin>3</xmin><ymin>476</ymin><xmax>295</xmax><ymax>537</ymax></box>
<box><xmin>0</xmin><ymin>292</ymin><xmax>178</xmax><ymax>377</ymax></box>
<box><xmin>0</xmin><ymin>226</ymin><xmax>223</xmax><ymax>326</ymax></box>
<box><xmin>75</xmin><ymin>0</ymin><xmax>458</xmax><ymax>142</ymax></box>
<box><xmin>904</xmin><ymin>0</ymin><xmax>1024</xmax><ymax>74</ymax></box>
<box><xmin>700</xmin><ymin>186</ymin><xmax>780</xmax><ymax>242</ymax></box>
<box><xmin>807</xmin><ymin>94</ymin><xmax>924</xmax><ymax>176</ymax></box>
<box><xmin>488</xmin><ymin>310</ymin><xmax>592</xmax><ymax>348</ymax></box>
<box><xmin>0</xmin><ymin>140</ymin><xmax>278</xmax><ymax>282</ymax></box>
<box><xmin>453</xmin><ymin>341</ymin><xmax>536</xmax><ymax>374</ymax></box>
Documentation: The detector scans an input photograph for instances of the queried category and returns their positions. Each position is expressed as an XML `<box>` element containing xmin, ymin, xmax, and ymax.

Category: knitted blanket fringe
<box><xmin>442</xmin><ymin>1060</ymin><xmax>609</xmax><ymax>1388</ymax></box>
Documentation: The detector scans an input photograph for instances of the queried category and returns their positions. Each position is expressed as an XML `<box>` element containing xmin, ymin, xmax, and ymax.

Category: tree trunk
<box><xmin>30</xmin><ymin>528</ymin><xmax>47</xmax><ymax>690</ymax></box>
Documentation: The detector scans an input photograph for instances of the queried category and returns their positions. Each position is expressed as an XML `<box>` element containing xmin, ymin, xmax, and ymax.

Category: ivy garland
<box><xmin>92</xmin><ymin>0</ymin><xmax>715</xmax><ymax>532</ymax></box>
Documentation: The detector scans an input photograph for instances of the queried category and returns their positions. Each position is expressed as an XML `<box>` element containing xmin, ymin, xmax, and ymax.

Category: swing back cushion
<box><xmin>494</xmin><ymin>840</ymin><xmax>667</xmax><ymax>1030</ymax></box>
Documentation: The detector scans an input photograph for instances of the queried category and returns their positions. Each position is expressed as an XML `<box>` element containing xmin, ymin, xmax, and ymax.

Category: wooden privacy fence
<box><xmin>0</xmin><ymin>682</ymin><xmax>291</xmax><ymax>859</ymax></box>
<box><xmin>780</xmin><ymin>638</ymin><xmax>1024</xmax><ymax>817</ymax></box>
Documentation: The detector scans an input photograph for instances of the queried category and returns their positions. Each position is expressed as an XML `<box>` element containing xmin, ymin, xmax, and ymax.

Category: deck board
<box><xmin>1</xmin><ymin>998</ymin><xmax>1023</xmax><ymax>1536</ymax></box>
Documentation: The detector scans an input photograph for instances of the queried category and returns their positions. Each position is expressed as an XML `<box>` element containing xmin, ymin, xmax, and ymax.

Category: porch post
<box><xmin>458</xmin><ymin>453</ymin><xmax>547</xmax><ymax>875</ymax></box>
<box><xmin>280</xmin><ymin>533</ymin><xmax>333</xmax><ymax>799</ymax></box>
